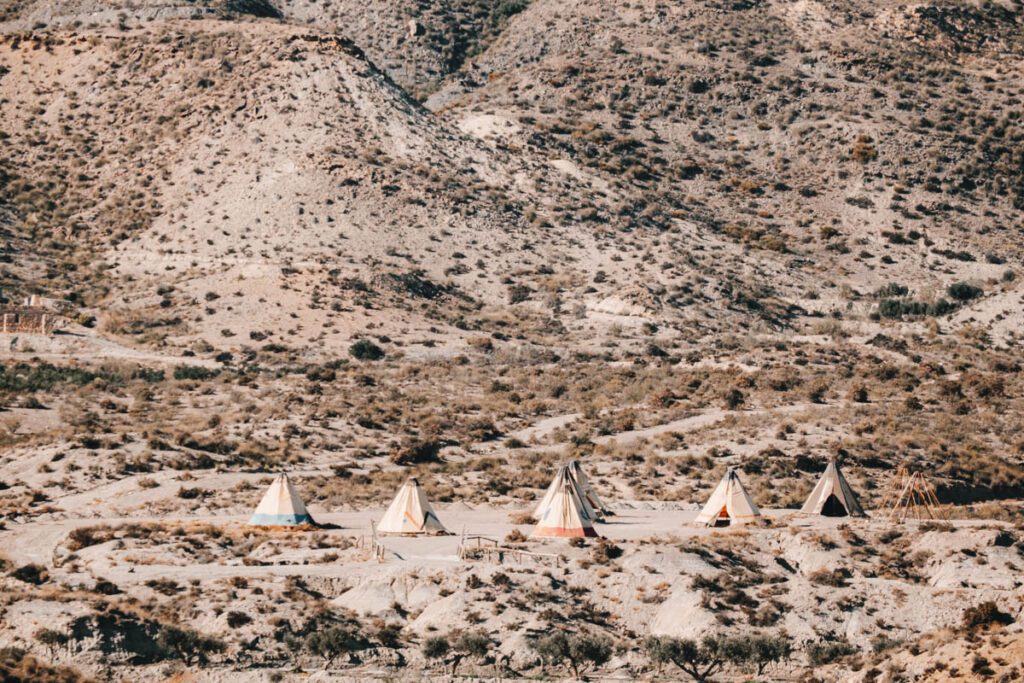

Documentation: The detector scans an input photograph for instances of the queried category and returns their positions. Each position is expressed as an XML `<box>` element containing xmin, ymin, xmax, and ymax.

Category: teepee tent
<box><xmin>569</xmin><ymin>460</ymin><xmax>612</xmax><ymax>517</ymax></box>
<box><xmin>532</xmin><ymin>464</ymin><xmax>599</xmax><ymax>538</ymax></box>
<box><xmin>801</xmin><ymin>459</ymin><xmax>866</xmax><ymax>517</ymax></box>
<box><xmin>249</xmin><ymin>473</ymin><xmax>316</xmax><ymax>526</ymax></box>
<box><xmin>376</xmin><ymin>478</ymin><xmax>449</xmax><ymax>535</ymax></box>
<box><xmin>534</xmin><ymin>460</ymin><xmax>606</xmax><ymax>521</ymax></box>
<box><xmin>694</xmin><ymin>468</ymin><xmax>761</xmax><ymax>527</ymax></box>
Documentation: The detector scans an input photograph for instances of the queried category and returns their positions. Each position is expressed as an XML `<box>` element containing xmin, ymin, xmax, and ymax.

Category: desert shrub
<box><xmin>961</xmin><ymin>601</ymin><xmax>1013</xmax><ymax>631</ymax></box>
<box><xmin>508</xmin><ymin>284</ymin><xmax>532</xmax><ymax>304</ymax></box>
<box><xmin>10</xmin><ymin>563</ymin><xmax>48</xmax><ymax>585</ymax></box>
<box><xmin>806</xmin><ymin>636</ymin><xmax>856</xmax><ymax>665</ymax></box>
<box><xmin>303</xmin><ymin>626</ymin><xmax>366</xmax><ymax>667</ymax></box>
<box><xmin>423</xmin><ymin>635</ymin><xmax>450</xmax><ymax>663</ymax></box>
<box><xmin>349</xmin><ymin>339</ymin><xmax>384</xmax><ymax>361</ymax></box>
<box><xmin>874</xmin><ymin>282</ymin><xmax>909</xmax><ymax>298</ymax></box>
<box><xmin>808</xmin><ymin>567</ymin><xmax>852</xmax><ymax>587</ymax></box>
<box><xmin>0</xmin><ymin>363</ymin><xmax>114</xmax><ymax>392</ymax></box>
<box><xmin>877</xmin><ymin>298</ymin><xmax>955</xmax><ymax>319</ymax></box>
<box><xmin>0</xmin><ymin>647</ymin><xmax>89</xmax><ymax>682</ymax></box>
<box><xmin>849</xmin><ymin>385</ymin><xmax>869</xmax><ymax>403</ymax></box>
<box><xmin>947</xmin><ymin>282</ymin><xmax>983</xmax><ymax>302</ymax></box>
<box><xmin>390</xmin><ymin>439</ymin><xmax>442</xmax><ymax>465</ymax></box>
<box><xmin>591</xmin><ymin>539</ymin><xmax>623</xmax><ymax>564</ymax></box>
<box><xmin>66</xmin><ymin>526</ymin><xmax>116</xmax><ymax>551</ymax></box>
<box><xmin>156</xmin><ymin>625</ymin><xmax>224</xmax><ymax>665</ymax></box>
<box><xmin>728</xmin><ymin>633</ymin><xmax>793</xmax><ymax>675</ymax></box>
<box><xmin>491</xmin><ymin>0</ymin><xmax>529</xmax><ymax>24</ymax></box>
<box><xmin>226</xmin><ymin>611</ymin><xmax>252</xmax><ymax>628</ymax></box>
<box><xmin>172</xmin><ymin>365</ymin><xmax>219</xmax><ymax>381</ymax></box>
<box><xmin>851</xmin><ymin>135</ymin><xmax>877</xmax><ymax>162</ymax></box>
<box><xmin>446</xmin><ymin>630</ymin><xmax>493</xmax><ymax>674</ymax></box>
<box><xmin>723</xmin><ymin>389</ymin><xmax>745</xmax><ymax>410</ymax></box>
<box><xmin>505</xmin><ymin>529</ymin><xmax>528</xmax><ymax>543</ymax></box>
<box><xmin>223</xmin><ymin>0</ymin><xmax>283</xmax><ymax>18</ymax></box>
<box><xmin>33</xmin><ymin>629</ymin><xmax>68</xmax><ymax>658</ymax></box>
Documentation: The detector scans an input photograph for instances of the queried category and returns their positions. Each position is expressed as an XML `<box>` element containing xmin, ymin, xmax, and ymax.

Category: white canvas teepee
<box><xmin>249</xmin><ymin>473</ymin><xmax>316</xmax><ymax>526</ymax></box>
<box><xmin>376</xmin><ymin>478</ymin><xmax>449</xmax><ymax>535</ymax></box>
<box><xmin>801</xmin><ymin>460</ymin><xmax>866</xmax><ymax>517</ymax></box>
<box><xmin>569</xmin><ymin>460</ymin><xmax>611</xmax><ymax>517</ymax></box>
<box><xmin>534</xmin><ymin>459</ymin><xmax>606</xmax><ymax>521</ymax></box>
<box><xmin>532</xmin><ymin>464</ymin><xmax>599</xmax><ymax>538</ymax></box>
<box><xmin>693</xmin><ymin>468</ymin><xmax>761</xmax><ymax>527</ymax></box>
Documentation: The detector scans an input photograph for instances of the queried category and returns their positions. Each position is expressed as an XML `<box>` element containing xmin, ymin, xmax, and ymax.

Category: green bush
<box><xmin>10</xmin><ymin>563</ymin><xmax>48</xmax><ymax>585</ymax></box>
<box><xmin>806</xmin><ymin>636</ymin><xmax>856</xmax><ymax>665</ymax></box>
<box><xmin>349</xmin><ymin>339</ymin><xmax>384</xmax><ymax>361</ymax></box>
<box><xmin>423</xmin><ymin>635</ymin><xmax>450</xmax><ymax>661</ymax></box>
<box><xmin>877</xmin><ymin>298</ymin><xmax>955</xmax><ymax>319</ymax></box>
<box><xmin>491</xmin><ymin>0</ymin><xmax>530</xmax><ymax>24</ymax></box>
<box><xmin>156</xmin><ymin>625</ymin><xmax>224</xmax><ymax>665</ymax></box>
<box><xmin>947</xmin><ymin>281</ymin><xmax>983</xmax><ymax>302</ymax></box>
<box><xmin>645</xmin><ymin>633</ymin><xmax>792</xmax><ymax>681</ymax></box>
<box><xmin>531</xmin><ymin>631</ymin><xmax>612</xmax><ymax>679</ymax></box>
<box><xmin>303</xmin><ymin>626</ymin><xmax>365</xmax><ymax>667</ymax></box>
<box><xmin>173</xmin><ymin>365</ymin><xmax>219</xmax><ymax>381</ymax></box>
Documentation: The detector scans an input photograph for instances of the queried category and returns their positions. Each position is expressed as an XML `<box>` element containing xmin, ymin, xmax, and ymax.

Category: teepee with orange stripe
<box><xmin>377</xmin><ymin>478</ymin><xmax>449</xmax><ymax>536</ymax></box>
<box><xmin>531</xmin><ymin>464</ymin><xmax>599</xmax><ymax>538</ymax></box>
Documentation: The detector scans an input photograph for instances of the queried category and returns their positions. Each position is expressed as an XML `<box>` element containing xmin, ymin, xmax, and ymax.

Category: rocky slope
<box><xmin>0</xmin><ymin>0</ymin><xmax>1023</xmax><ymax>680</ymax></box>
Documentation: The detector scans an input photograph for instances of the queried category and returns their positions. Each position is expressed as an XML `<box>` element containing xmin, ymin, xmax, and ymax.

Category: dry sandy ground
<box><xmin>3</xmin><ymin>497</ymin><xmax>1023</xmax><ymax>681</ymax></box>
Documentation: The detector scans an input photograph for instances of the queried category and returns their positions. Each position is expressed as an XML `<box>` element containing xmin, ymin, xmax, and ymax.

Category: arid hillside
<box><xmin>0</xmin><ymin>0</ymin><xmax>1023</xmax><ymax>681</ymax></box>
<box><xmin>0</xmin><ymin>0</ymin><xmax>1021</xmax><ymax>358</ymax></box>
<box><xmin>437</xmin><ymin>0</ymin><xmax>1024</xmax><ymax>339</ymax></box>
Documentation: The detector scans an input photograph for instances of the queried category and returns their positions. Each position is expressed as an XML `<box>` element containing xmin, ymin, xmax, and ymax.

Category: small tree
<box><xmin>644</xmin><ymin>635</ymin><xmax>746</xmax><ymax>682</ymax></box>
<box><xmin>531</xmin><ymin>631</ymin><xmax>612</xmax><ymax>679</ymax></box>
<box><xmin>304</xmin><ymin>626</ymin><xmax>364</xmax><ymax>667</ymax></box>
<box><xmin>156</xmin><ymin>625</ymin><xmax>225</xmax><ymax>666</ymax></box>
<box><xmin>731</xmin><ymin>633</ymin><xmax>793</xmax><ymax>676</ymax></box>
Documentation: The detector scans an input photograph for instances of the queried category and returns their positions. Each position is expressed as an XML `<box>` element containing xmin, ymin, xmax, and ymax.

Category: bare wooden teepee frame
<box><xmin>878</xmin><ymin>466</ymin><xmax>948</xmax><ymax>522</ymax></box>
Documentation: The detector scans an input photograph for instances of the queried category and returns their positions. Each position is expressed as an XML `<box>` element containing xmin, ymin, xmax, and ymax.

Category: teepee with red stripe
<box><xmin>531</xmin><ymin>464</ymin><xmax>599</xmax><ymax>538</ymax></box>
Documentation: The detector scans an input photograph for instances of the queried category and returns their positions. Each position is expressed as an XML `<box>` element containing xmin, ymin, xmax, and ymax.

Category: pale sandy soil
<box><xmin>3</xmin><ymin>502</ymin><xmax>1021</xmax><ymax>681</ymax></box>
